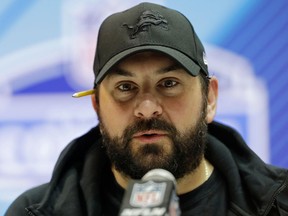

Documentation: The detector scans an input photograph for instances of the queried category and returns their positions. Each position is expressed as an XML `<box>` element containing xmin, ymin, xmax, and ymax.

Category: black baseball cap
<box><xmin>73</xmin><ymin>2</ymin><xmax>208</xmax><ymax>98</ymax></box>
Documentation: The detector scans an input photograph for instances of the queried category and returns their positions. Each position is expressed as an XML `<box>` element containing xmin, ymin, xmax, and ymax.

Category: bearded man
<box><xmin>5</xmin><ymin>2</ymin><xmax>288</xmax><ymax>216</ymax></box>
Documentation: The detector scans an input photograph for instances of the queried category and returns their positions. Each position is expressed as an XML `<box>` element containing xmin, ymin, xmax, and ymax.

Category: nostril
<box><xmin>134</xmin><ymin>99</ymin><xmax>162</xmax><ymax>118</ymax></box>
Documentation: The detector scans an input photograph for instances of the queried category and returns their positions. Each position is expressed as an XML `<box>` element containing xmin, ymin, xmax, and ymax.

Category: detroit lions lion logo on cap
<box><xmin>123</xmin><ymin>10</ymin><xmax>168</xmax><ymax>39</ymax></box>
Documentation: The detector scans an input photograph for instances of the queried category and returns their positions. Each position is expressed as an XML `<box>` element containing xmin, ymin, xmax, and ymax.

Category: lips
<box><xmin>132</xmin><ymin>130</ymin><xmax>168</xmax><ymax>143</ymax></box>
<box><xmin>133</xmin><ymin>130</ymin><xmax>167</xmax><ymax>137</ymax></box>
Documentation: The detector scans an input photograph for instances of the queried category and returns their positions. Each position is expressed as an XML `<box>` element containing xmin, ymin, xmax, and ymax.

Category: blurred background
<box><xmin>1</xmin><ymin>0</ymin><xmax>287</xmax><ymax>213</ymax></box>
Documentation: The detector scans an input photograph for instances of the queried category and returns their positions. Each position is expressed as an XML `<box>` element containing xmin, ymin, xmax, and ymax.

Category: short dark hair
<box><xmin>199</xmin><ymin>71</ymin><xmax>210</xmax><ymax>99</ymax></box>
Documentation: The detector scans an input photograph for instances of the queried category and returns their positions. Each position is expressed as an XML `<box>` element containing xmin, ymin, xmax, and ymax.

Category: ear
<box><xmin>206</xmin><ymin>77</ymin><xmax>218</xmax><ymax>123</ymax></box>
<box><xmin>91</xmin><ymin>94</ymin><xmax>98</xmax><ymax>113</ymax></box>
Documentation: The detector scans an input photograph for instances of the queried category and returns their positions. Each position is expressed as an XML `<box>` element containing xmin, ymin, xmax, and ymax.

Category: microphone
<box><xmin>119</xmin><ymin>169</ymin><xmax>181</xmax><ymax>216</ymax></box>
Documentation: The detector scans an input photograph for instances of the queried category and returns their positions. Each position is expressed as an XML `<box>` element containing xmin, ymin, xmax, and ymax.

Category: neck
<box><xmin>176</xmin><ymin>158</ymin><xmax>213</xmax><ymax>194</ymax></box>
<box><xmin>111</xmin><ymin>158</ymin><xmax>214</xmax><ymax>195</ymax></box>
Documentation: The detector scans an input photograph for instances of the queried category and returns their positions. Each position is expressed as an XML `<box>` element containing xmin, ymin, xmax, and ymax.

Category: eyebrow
<box><xmin>107</xmin><ymin>63</ymin><xmax>183</xmax><ymax>78</ymax></box>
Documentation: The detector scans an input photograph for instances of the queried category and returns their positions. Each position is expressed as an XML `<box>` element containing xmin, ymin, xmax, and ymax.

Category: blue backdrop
<box><xmin>0</xmin><ymin>0</ymin><xmax>287</xmax><ymax>214</ymax></box>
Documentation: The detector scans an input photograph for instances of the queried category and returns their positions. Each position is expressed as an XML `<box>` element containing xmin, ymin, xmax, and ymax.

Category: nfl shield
<box><xmin>130</xmin><ymin>181</ymin><xmax>167</xmax><ymax>207</ymax></box>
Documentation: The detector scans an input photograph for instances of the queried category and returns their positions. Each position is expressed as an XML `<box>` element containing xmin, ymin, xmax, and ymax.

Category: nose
<box><xmin>134</xmin><ymin>94</ymin><xmax>162</xmax><ymax>119</ymax></box>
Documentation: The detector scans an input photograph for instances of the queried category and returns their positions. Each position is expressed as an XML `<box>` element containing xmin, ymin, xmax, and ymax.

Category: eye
<box><xmin>113</xmin><ymin>82</ymin><xmax>138</xmax><ymax>101</ymax></box>
<box><xmin>161</xmin><ymin>79</ymin><xmax>178</xmax><ymax>88</ymax></box>
<box><xmin>157</xmin><ymin>78</ymin><xmax>183</xmax><ymax>96</ymax></box>
<box><xmin>117</xmin><ymin>83</ymin><xmax>135</xmax><ymax>91</ymax></box>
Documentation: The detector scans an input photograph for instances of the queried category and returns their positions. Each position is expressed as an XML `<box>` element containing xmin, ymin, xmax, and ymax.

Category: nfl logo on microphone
<box><xmin>119</xmin><ymin>178</ymin><xmax>179</xmax><ymax>216</ymax></box>
<box><xmin>130</xmin><ymin>181</ymin><xmax>166</xmax><ymax>207</ymax></box>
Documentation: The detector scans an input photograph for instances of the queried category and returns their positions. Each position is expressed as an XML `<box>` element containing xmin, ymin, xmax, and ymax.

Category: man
<box><xmin>5</xmin><ymin>2</ymin><xmax>288</xmax><ymax>215</ymax></box>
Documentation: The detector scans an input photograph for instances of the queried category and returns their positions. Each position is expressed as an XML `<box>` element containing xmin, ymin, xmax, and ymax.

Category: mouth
<box><xmin>133</xmin><ymin>130</ymin><xmax>168</xmax><ymax>143</ymax></box>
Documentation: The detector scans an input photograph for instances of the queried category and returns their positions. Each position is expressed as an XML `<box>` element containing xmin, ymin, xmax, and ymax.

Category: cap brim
<box><xmin>95</xmin><ymin>45</ymin><xmax>201</xmax><ymax>84</ymax></box>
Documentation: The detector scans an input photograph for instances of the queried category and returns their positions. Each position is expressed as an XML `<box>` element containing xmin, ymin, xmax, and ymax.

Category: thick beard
<box><xmin>99</xmin><ymin>108</ymin><xmax>208</xmax><ymax>180</ymax></box>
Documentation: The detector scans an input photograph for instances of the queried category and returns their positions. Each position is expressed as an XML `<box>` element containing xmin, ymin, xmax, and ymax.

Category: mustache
<box><xmin>122</xmin><ymin>118</ymin><xmax>178</xmax><ymax>142</ymax></box>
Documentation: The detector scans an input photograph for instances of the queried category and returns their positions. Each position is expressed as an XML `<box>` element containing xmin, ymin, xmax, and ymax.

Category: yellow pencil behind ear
<box><xmin>72</xmin><ymin>89</ymin><xmax>96</xmax><ymax>98</ymax></box>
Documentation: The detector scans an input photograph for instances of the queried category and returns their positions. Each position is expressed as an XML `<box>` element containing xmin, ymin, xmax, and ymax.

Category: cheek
<box><xmin>164</xmin><ymin>95</ymin><xmax>203</xmax><ymax>130</ymax></box>
<box><xmin>99</xmin><ymin>97</ymin><xmax>132</xmax><ymax>137</ymax></box>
